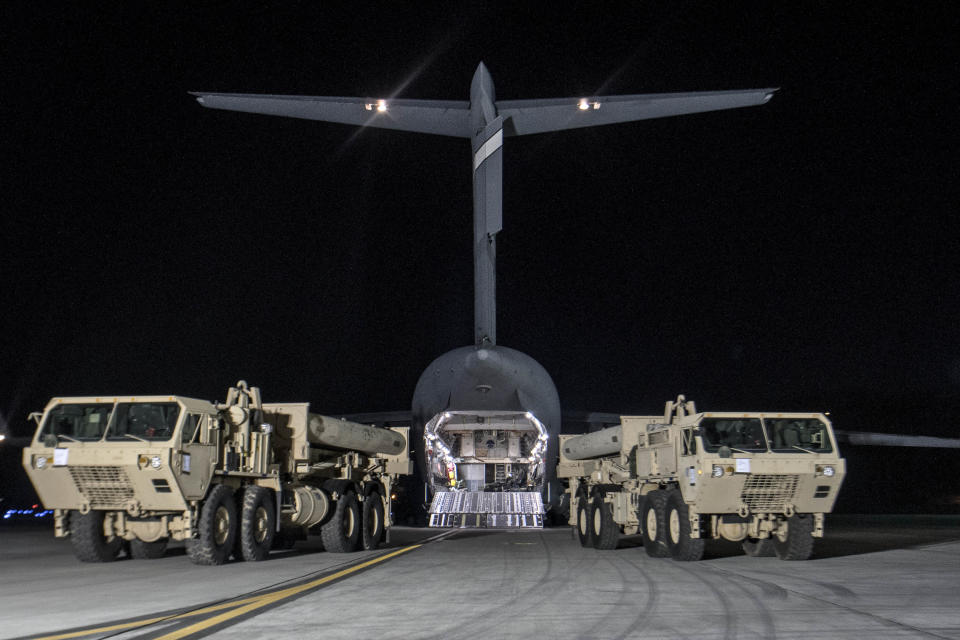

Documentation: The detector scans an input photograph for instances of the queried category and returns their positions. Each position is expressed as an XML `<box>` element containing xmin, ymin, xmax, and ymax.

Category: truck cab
<box><xmin>23</xmin><ymin>395</ymin><xmax>224</xmax><ymax>545</ymax></box>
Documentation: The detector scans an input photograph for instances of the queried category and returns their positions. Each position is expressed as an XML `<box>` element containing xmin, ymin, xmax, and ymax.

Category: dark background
<box><xmin>2</xmin><ymin>3</ymin><xmax>958</xmax><ymax>513</ymax></box>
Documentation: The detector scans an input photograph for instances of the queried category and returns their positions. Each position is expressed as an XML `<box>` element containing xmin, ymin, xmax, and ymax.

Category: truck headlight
<box><xmin>35</xmin><ymin>455</ymin><xmax>48</xmax><ymax>470</ymax></box>
<box><xmin>150</xmin><ymin>456</ymin><xmax>162</xmax><ymax>470</ymax></box>
<box><xmin>822</xmin><ymin>465</ymin><xmax>835</xmax><ymax>477</ymax></box>
<box><xmin>711</xmin><ymin>465</ymin><xmax>723</xmax><ymax>478</ymax></box>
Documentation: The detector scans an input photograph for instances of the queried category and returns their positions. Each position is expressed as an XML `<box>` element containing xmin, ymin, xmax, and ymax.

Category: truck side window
<box><xmin>681</xmin><ymin>428</ymin><xmax>697</xmax><ymax>456</ymax></box>
<box><xmin>182</xmin><ymin>414</ymin><xmax>202</xmax><ymax>444</ymax></box>
<box><xmin>686</xmin><ymin>428</ymin><xmax>697</xmax><ymax>455</ymax></box>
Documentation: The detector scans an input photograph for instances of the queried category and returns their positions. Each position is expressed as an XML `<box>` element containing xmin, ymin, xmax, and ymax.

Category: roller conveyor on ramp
<box><xmin>428</xmin><ymin>491</ymin><xmax>544</xmax><ymax>528</ymax></box>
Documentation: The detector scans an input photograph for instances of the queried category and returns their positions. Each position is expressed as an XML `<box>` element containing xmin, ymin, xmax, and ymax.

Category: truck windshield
<box><xmin>766</xmin><ymin>418</ymin><xmax>833</xmax><ymax>453</ymax></box>
<box><xmin>106</xmin><ymin>403</ymin><xmax>180</xmax><ymax>441</ymax></box>
<box><xmin>699</xmin><ymin>418</ymin><xmax>768</xmax><ymax>452</ymax></box>
<box><xmin>40</xmin><ymin>404</ymin><xmax>114</xmax><ymax>441</ymax></box>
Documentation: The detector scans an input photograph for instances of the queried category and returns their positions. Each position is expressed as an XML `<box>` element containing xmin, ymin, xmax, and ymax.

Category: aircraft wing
<box><xmin>497</xmin><ymin>88</ymin><xmax>777</xmax><ymax>137</ymax></box>
<box><xmin>335</xmin><ymin>410</ymin><xmax>412</xmax><ymax>426</ymax></box>
<box><xmin>834</xmin><ymin>431</ymin><xmax>960</xmax><ymax>448</ymax></box>
<box><xmin>0</xmin><ymin>435</ymin><xmax>32</xmax><ymax>448</ymax></box>
<box><xmin>191</xmin><ymin>93</ymin><xmax>472</xmax><ymax>138</ymax></box>
<box><xmin>191</xmin><ymin>88</ymin><xmax>776</xmax><ymax>139</ymax></box>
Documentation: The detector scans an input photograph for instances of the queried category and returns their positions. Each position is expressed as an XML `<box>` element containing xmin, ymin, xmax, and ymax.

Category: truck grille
<box><xmin>740</xmin><ymin>474</ymin><xmax>799</xmax><ymax>512</ymax></box>
<box><xmin>69</xmin><ymin>466</ymin><xmax>135</xmax><ymax>508</ymax></box>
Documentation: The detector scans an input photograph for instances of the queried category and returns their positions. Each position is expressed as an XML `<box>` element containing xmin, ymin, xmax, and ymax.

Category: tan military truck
<box><xmin>22</xmin><ymin>381</ymin><xmax>412</xmax><ymax>564</ymax></box>
<box><xmin>558</xmin><ymin>396</ymin><xmax>845</xmax><ymax>561</ymax></box>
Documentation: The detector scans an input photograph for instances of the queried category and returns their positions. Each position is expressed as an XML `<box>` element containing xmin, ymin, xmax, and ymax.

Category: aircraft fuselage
<box><xmin>411</xmin><ymin>345</ymin><xmax>561</xmax><ymax>505</ymax></box>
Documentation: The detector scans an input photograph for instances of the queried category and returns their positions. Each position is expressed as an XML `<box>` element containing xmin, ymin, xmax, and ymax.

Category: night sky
<box><xmin>2</xmin><ymin>4</ymin><xmax>958</xmax><ymax>509</ymax></box>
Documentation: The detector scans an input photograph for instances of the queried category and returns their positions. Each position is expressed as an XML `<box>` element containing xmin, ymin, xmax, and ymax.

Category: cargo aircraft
<box><xmin>192</xmin><ymin>63</ymin><xmax>956</xmax><ymax>527</ymax></box>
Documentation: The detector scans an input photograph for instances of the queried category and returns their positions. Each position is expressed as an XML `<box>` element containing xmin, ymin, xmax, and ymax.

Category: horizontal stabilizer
<box><xmin>192</xmin><ymin>93</ymin><xmax>472</xmax><ymax>138</ymax></box>
<box><xmin>497</xmin><ymin>88</ymin><xmax>777</xmax><ymax>137</ymax></box>
<box><xmin>192</xmin><ymin>87</ymin><xmax>776</xmax><ymax>140</ymax></box>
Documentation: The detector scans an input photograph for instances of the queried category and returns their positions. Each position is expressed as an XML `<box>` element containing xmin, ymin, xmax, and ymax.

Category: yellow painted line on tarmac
<box><xmin>156</xmin><ymin>544</ymin><xmax>421</xmax><ymax>640</ymax></box>
<box><xmin>29</xmin><ymin>544</ymin><xmax>421</xmax><ymax>640</ymax></box>
<box><xmin>29</xmin><ymin>595</ymin><xmax>282</xmax><ymax>640</ymax></box>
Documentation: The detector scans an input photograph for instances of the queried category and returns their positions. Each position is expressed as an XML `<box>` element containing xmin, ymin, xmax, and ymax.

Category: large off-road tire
<box><xmin>742</xmin><ymin>537</ymin><xmax>776</xmax><ymax>557</ymax></box>
<box><xmin>70</xmin><ymin>510</ymin><xmax>123</xmax><ymax>562</ymax></box>
<box><xmin>576</xmin><ymin>495</ymin><xmax>592</xmax><ymax>548</ymax></box>
<box><xmin>591</xmin><ymin>492</ymin><xmax>620</xmax><ymax>550</ymax></box>
<box><xmin>665</xmin><ymin>490</ymin><xmax>705</xmax><ymax>561</ymax></box>
<box><xmin>641</xmin><ymin>490</ymin><xmax>670</xmax><ymax>558</ymax></box>
<box><xmin>361</xmin><ymin>492</ymin><xmax>385</xmax><ymax>551</ymax></box>
<box><xmin>321</xmin><ymin>490</ymin><xmax>360</xmax><ymax>553</ymax></box>
<box><xmin>130</xmin><ymin>538</ymin><xmax>168</xmax><ymax>560</ymax></box>
<box><xmin>774</xmin><ymin>514</ymin><xmax>815</xmax><ymax>561</ymax></box>
<box><xmin>240</xmin><ymin>486</ymin><xmax>276</xmax><ymax>562</ymax></box>
<box><xmin>189</xmin><ymin>484</ymin><xmax>237</xmax><ymax>565</ymax></box>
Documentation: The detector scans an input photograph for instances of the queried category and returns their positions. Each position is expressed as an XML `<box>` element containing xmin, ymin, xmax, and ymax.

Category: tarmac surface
<box><xmin>0</xmin><ymin>515</ymin><xmax>958</xmax><ymax>639</ymax></box>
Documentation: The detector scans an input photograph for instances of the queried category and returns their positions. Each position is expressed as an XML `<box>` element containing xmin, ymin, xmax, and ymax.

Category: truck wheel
<box><xmin>321</xmin><ymin>490</ymin><xmax>360</xmax><ymax>553</ymax></box>
<box><xmin>774</xmin><ymin>514</ymin><xmax>815</xmax><ymax>561</ymax></box>
<box><xmin>189</xmin><ymin>484</ymin><xmax>237</xmax><ymax>565</ymax></box>
<box><xmin>361</xmin><ymin>492</ymin><xmax>385</xmax><ymax>550</ymax></box>
<box><xmin>591</xmin><ymin>492</ymin><xmax>619</xmax><ymax>550</ymax></box>
<box><xmin>70</xmin><ymin>510</ymin><xmax>123</xmax><ymax>562</ymax></box>
<box><xmin>641</xmin><ymin>491</ymin><xmax>670</xmax><ymax>558</ymax></box>
<box><xmin>240</xmin><ymin>486</ymin><xmax>276</xmax><ymax>562</ymax></box>
<box><xmin>665</xmin><ymin>490</ymin><xmax>705</xmax><ymax>561</ymax></box>
<box><xmin>130</xmin><ymin>538</ymin><xmax>168</xmax><ymax>559</ymax></box>
<box><xmin>742</xmin><ymin>537</ymin><xmax>775</xmax><ymax>557</ymax></box>
<box><xmin>576</xmin><ymin>497</ymin><xmax>592</xmax><ymax>547</ymax></box>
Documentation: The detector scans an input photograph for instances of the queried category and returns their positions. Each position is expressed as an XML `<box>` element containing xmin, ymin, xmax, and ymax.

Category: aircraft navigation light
<box><xmin>0</xmin><ymin>433</ymin><xmax>5</xmax><ymax>443</ymax></box>
<box><xmin>578</xmin><ymin>99</ymin><xmax>600</xmax><ymax>110</ymax></box>
<box><xmin>364</xmin><ymin>99</ymin><xmax>388</xmax><ymax>112</ymax></box>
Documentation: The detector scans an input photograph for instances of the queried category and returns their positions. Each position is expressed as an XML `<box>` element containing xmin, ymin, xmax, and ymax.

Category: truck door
<box><xmin>678</xmin><ymin>427</ymin><xmax>699</xmax><ymax>499</ymax></box>
<box><xmin>176</xmin><ymin>413</ymin><xmax>218</xmax><ymax>500</ymax></box>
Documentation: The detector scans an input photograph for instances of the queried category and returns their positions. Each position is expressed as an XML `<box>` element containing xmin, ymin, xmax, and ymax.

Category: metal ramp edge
<box><xmin>428</xmin><ymin>491</ymin><xmax>544</xmax><ymax>528</ymax></box>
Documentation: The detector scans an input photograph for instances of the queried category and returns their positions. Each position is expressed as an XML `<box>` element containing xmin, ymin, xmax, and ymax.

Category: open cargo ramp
<box><xmin>428</xmin><ymin>491</ymin><xmax>544</xmax><ymax>528</ymax></box>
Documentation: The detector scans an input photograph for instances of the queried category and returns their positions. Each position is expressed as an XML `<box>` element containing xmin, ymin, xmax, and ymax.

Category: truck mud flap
<box><xmin>428</xmin><ymin>491</ymin><xmax>544</xmax><ymax>529</ymax></box>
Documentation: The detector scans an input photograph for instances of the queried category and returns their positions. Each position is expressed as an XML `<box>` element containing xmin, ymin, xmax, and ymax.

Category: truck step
<box><xmin>428</xmin><ymin>491</ymin><xmax>544</xmax><ymax>528</ymax></box>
